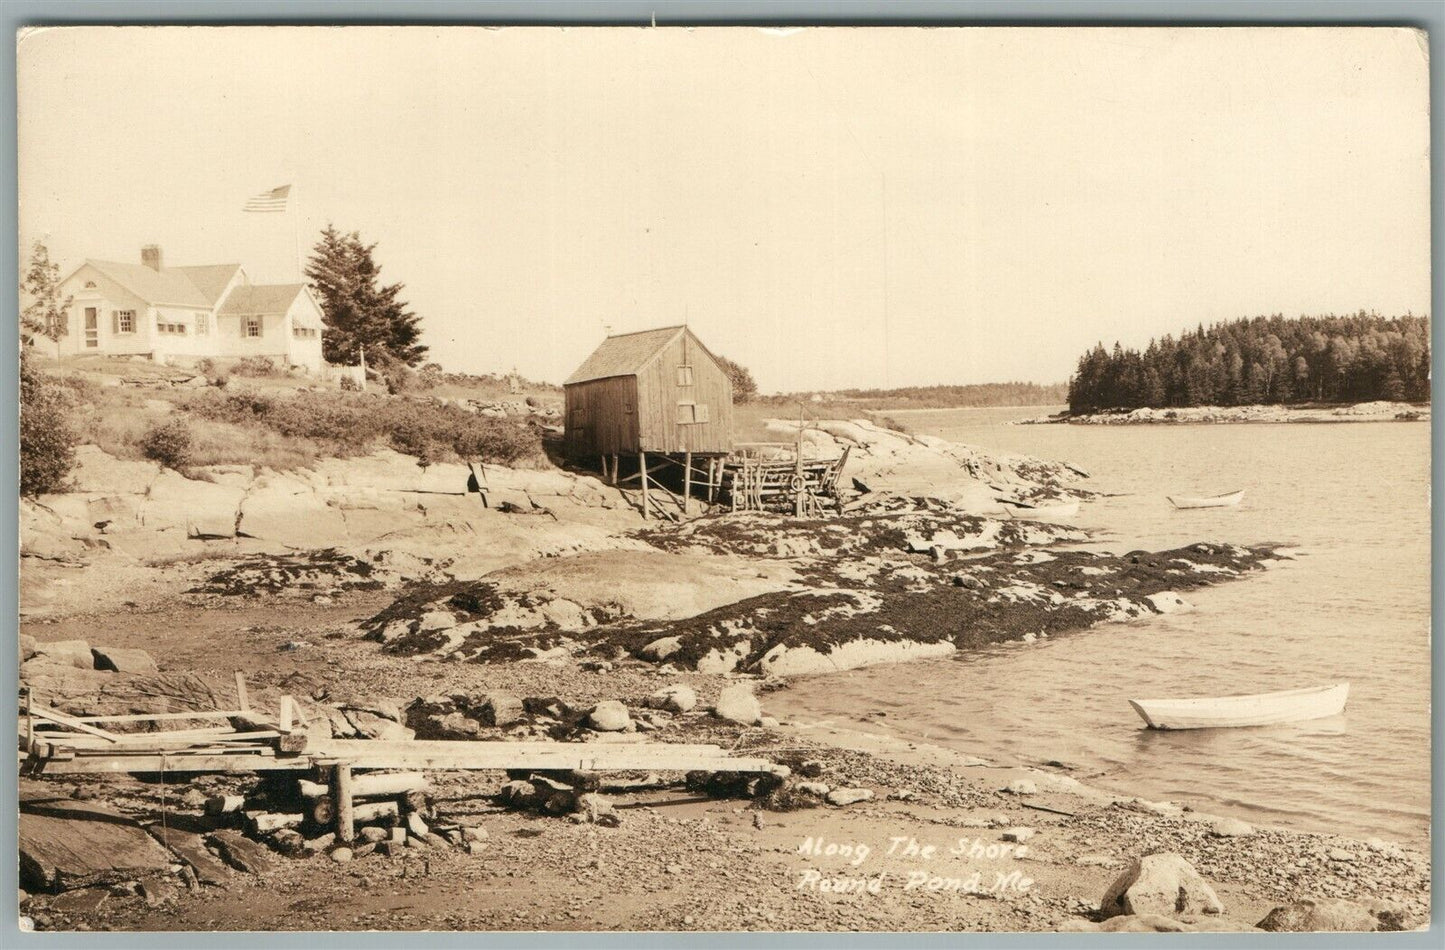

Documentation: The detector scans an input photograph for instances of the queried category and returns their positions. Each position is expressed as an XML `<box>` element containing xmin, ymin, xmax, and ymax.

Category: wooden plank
<box><xmin>59</xmin><ymin>710</ymin><xmax>249</xmax><ymax>725</ymax></box>
<box><xmin>279</xmin><ymin>696</ymin><xmax>294</xmax><ymax>734</ymax></box>
<box><xmin>28</xmin><ymin>705</ymin><xmax>121</xmax><ymax>743</ymax></box>
<box><xmin>40</xmin><ymin>753</ymin><xmax>305</xmax><ymax>774</ymax></box>
<box><xmin>234</xmin><ymin>672</ymin><xmax>249</xmax><ymax>713</ymax></box>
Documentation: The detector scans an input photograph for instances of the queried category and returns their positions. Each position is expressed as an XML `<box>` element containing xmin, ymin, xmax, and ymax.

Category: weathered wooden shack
<box><xmin>564</xmin><ymin>325</ymin><xmax>734</xmax><ymax>518</ymax></box>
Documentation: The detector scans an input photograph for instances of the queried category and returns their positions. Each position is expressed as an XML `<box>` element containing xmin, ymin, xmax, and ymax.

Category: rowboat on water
<box><xmin>999</xmin><ymin>499</ymin><xmax>1080</xmax><ymax>521</ymax></box>
<box><xmin>1167</xmin><ymin>489</ymin><xmax>1245</xmax><ymax>510</ymax></box>
<box><xmin>1129</xmin><ymin>683</ymin><xmax>1349</xmax><ymax>730</ymax></box>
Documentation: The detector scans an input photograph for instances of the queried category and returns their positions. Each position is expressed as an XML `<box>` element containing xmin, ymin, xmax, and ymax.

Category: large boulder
<box><xmin>1256</xmin><ymin>898</ymin><xmax>1381</xmax><ymax>933</ymax></box>
<box><xmin>1101</xmin><ymin>853</ymin><xmax>1224</xmax><ymax>918</ymax></box>
<box><xmin>90</xmin><ymin>646</ymin><xmax>158</xmax><ymax>674</ymax></box>
<box><xmin>30</xmin><ymin>639</ymin><xmax>94</xmax><ymax>670</ymax></box>
<box><xmin>713</xmin><ymin>684</ymin><xmax>763</xmax><ymax>725</ymax></box>
<box><xmin>647</xmin><ymin>684</ymin><xmax>697</xmax><ymax>714</ymax></box>
<box><xmin>237</xmin><ymin>473</ymin><xmax>349</xmax><ymax>548</ymax></box>
<box><xmin>586</xmin><ymin>700</ymin><xmax>632</xmax><ymax>732</ymax></box>
<box><xmin>20</xmin><ymin>792</ymin><xmax>174</xmax><ymax>891</ymax></box>
<box><xmin>142</xmin><ymin>470</ymin><xmax>246</xmax><ymax>538</ymax></box>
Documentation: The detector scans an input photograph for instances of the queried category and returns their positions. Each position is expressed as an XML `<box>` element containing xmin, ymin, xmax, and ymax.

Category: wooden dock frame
<box><xmin>20</xmin><ymin>676</ymin><xmax>785</xmax><ymax>843</ymax></box>
<box><xmin>610</xmin><ymin>450</ymin><xmax>727</xmax><ymax>521</ymax></box>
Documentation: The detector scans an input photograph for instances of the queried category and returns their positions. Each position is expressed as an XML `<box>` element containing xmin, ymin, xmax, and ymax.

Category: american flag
<box><xmin>243</xmin><ymin>185</ymin><xmax>291</xmax><ymax>212</ymax></box>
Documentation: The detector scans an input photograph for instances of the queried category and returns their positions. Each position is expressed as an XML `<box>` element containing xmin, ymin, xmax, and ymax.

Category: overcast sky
<box><xmin>18</xmin><ymin>27</ymin><xmax>1430</xmax><ymax>392</ymax></box>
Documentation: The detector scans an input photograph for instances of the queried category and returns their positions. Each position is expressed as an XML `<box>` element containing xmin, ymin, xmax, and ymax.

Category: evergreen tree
<box><xmin>306</xmin><ymin>225</ymin><xmax>427</xmax><ymax>367</ymax></box>
<box><xmin>1067</xmin><ymin>314</ymin><xmax>1430</xmax><ymax>411</ymax></box>
<box><xmin>20</xmin><ymin>240</ymin><xmax>72</xmax><ymax>344</ymax></box>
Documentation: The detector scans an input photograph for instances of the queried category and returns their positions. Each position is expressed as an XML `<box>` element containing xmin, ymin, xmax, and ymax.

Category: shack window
<box><xmin>676</xmin><ymin>365</ymin><xmax>694</xmax><ymax>386</ymax></box>
<box><xmin>571</xmin><ymin>406</ymin><xmax>586</xmax><ymax>426</ymax></box>
<box><xmin>245</xmin><ymin>316</ymin><xmax>263</xmax><ymax>338</ymax></box>
<box><xmin>677</xmin><ymin>401</ymin><xmax>708</xmax><ymax>424</ymax></box>
<box><xmin>113</xmin><ymin>310</ymin><xmax>136</xmax><ymax>334</ymax></box>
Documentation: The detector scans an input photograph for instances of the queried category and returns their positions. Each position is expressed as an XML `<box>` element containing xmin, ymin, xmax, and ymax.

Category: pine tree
<box><xmin>305</xmin><ymin>225</ymin><xmax>427</xmax><ymax>367</ymax></box>
<box><xmin>21</xmin><ymin>240</ymin><xmax>72</xmax><ymax>344</ymax></box>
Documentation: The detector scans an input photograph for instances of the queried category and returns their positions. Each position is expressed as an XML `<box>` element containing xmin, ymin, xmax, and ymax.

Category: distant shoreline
<box><xmin>1017</xmin><ymin>401</ymin><xmax>1430</xmax><ymax>426</ymax></box>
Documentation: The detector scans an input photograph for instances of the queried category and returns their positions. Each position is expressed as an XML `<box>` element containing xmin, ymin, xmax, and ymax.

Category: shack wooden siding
<box><xmin>634</xmin><ymin>331</ymin><xmax>733</xmax><ymax>454</ymax></box>
<box><xmin>563</xmin><ymin>376</ymin><xmax>638</xmax><ymax>456</ymax></box>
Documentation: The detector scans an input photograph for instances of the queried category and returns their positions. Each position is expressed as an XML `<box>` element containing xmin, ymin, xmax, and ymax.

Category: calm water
<box><xmin>771</xmin><ymin>407</ymin><xmax>1432</xmax><ymax>847</ymax></box>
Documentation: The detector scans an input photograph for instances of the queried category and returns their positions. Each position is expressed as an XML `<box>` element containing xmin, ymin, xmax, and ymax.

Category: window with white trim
<box><xmin>113</xmin><ymin>310</ymin><xmax>136</xmax><ymax>334</ymax></box>
<box><xmin>196</xmin><ymin>314</ymin><xmax>210</xmax><ymax>335</ymax></box>
<box><xmin>245</xmin><ymin>316</ymin><xmax>263</xmax><ymax>338</ymax></box>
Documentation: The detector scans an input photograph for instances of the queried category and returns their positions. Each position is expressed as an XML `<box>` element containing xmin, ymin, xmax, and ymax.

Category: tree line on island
<box><xmin>1067</xmin><ymin>313</ymin><xmax>1430</xmax><ymax>413</ymax></box>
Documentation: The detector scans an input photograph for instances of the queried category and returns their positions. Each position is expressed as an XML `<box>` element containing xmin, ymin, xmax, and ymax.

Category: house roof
<box><xmin>565</xmin><ymin>326</ymin><xmax>689</xmax><ymax>385</ymax></box>
<box><xmin>216</xmin><ymin>283</ymin><xmax>307</xmax><ymax>317</ymax></box>
<box><xmin>83</xmin><ymin>260</ymin><xmax>221</xmax><ymax>308</ymax></box>
<box><xmin>171</xmin><ymin>264</ymin><xmax>242</xmax><ymax>304</ymax></box>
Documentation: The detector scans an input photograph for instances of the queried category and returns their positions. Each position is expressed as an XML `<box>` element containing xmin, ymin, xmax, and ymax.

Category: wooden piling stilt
<box><xmin>683</xmin><ymin>450</ymin><xmax>693</xmax><ymax>515</ymax></box>
<box><xmin>332</xmin><ymin>763</ymin><xmax>354</xmax><ymax>843</ymax></box>
<box><xmin>639</xmin><ymin>450</ymin><xmax>650</xmax><ymax>520</ymax></box>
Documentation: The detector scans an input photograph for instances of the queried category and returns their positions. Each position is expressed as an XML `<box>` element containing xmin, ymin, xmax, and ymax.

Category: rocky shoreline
<box><xmin>1022</xmin><ymin>400</ymin><xmax>1429</xmax><ymax>426</ymax></box>
<box><xmin>17</xmin><ymin>420</ymin><xmax>1431</xmax><ymax>932</ymax></box>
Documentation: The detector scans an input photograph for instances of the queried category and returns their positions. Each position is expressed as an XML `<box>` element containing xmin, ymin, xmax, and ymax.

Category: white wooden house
<box><xmin>54</xmin><ymin>245</ymin><xmax>326</xmax><ymax>372</ymax></box>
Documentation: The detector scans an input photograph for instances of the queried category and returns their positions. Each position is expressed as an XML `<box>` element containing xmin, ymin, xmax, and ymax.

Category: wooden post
<box><xmin>332</xmin><ymin>763</ymin><xmax>354</xmax><ymax>843</ymax></box>
<box><xmin>683</xmin><ymin>450</ymin><xmax>693</xmax><ymax>515</ymax></box>
<box><xmin>24</xmin><ymin>687</ymin><xmax>34</xmax><ymax>754</ymax></box>
<box><xmin>611</xmin><ymin>454</ymin><xmax>619</xmax><ymax>486</ymax></box>
<box><xmin>279</xmin><ymin>696</ymin><xmax>293</xmax><ymax>734</ymax></box>
<box><xmin>639</xmin><ymin>450</ymin><xmax>650</xmax><ymax>520</ymax></box>
<box><xmin>234</xmin><ymin>672</ymin><xmax>249</xmax><ymax>713</ymax></box>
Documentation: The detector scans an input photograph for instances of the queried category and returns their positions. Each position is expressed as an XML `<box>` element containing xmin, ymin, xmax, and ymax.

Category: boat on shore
<box><xmin>1129</xmin><ymin>683</ymin><xmax>1349</xmax><ymax>730</ymax></box>
<box><xmin>1167</xmin><ymin>489</ymin><xmax>1245</xmax><ymax>509</ymax></box>
<box><xmin>999</xmin><ymin>499</ymin><xmax>1080</xmax><ymax>521</ymax></box>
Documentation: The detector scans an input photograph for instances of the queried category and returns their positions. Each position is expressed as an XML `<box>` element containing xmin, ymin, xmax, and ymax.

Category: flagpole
<box><xmin>291</xmin><ymin>181</ymin><xmax>303</xmax><ymax>283</ymax></box>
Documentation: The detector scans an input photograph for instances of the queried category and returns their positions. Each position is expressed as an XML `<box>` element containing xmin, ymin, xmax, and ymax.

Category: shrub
<box><xmin>876</xmin><ymin>415</ymin><xmax>913</xmax><ymax>435</ymax></box>
<box><xmin>20</xmin><ymin>353</ymin><xmax>78</xmax><ymax>495</ymax></box>
<box><xmin>177</xmin><ymin>388</ymin><xmax>543</xmax><ymax>467</ymax></box>
<box><xmin>339</xmin><ymin>374</ymin><xmax>361</xmax><ymax>392</ymax></box>
<box><xmin>140</xmin><ymin>417</ymin><xmax>195</xmax><ymax>470</ymax></box>
<box><xmin>233</xmin><ymin>356</ymin><xmax>278</xmax><ymax>377</ymax></box>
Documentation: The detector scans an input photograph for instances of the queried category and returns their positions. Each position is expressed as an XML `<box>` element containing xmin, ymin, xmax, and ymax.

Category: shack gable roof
<box><xmin>564</xmin><ymin>325</ymin><xmax>689</xmax><ymax>385</ymax></box>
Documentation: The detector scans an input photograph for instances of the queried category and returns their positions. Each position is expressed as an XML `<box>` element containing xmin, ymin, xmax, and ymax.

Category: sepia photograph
<box><xmin>13</xmin><ymin>21</ymin><xmax>1433</xmax><ymax>936</ymax></box>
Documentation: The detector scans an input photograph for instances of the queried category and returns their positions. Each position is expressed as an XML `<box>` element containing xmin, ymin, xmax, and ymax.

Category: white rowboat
<box><xmin>1129</xmin><ymin>683</ymin><xmax>1349</xmax><ymax>730</ymax></box>
<box><xmin>999</xmin><ymin>499</ymin><xmax>1080</xmax><ymax>521</ymax></box>
<box><xmin>1167</xmin><ymin>489</ymin><xmax>1245</xmax><ymax>510</ymax></box>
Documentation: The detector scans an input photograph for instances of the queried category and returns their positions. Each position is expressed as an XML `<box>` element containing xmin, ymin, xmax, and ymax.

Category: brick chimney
<box><xmin>141</xmin><ymin>245</ymin><xmax>163</xmax><ymax>271</ymax></box>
